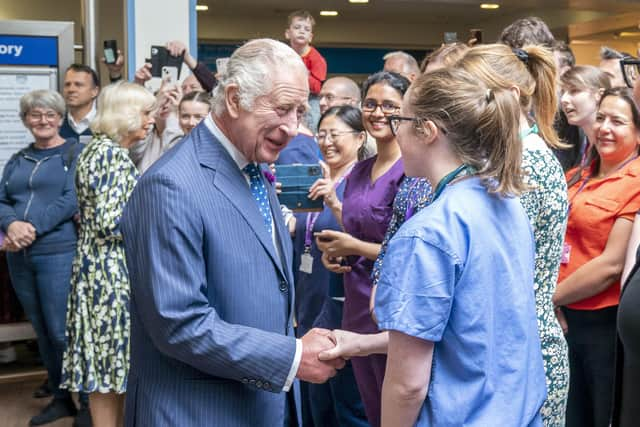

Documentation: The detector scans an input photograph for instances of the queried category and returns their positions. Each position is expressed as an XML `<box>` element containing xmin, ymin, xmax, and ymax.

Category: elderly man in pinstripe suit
<box><xmin>121</xmin><ymin>39</ymin><xmax>344</xmax><ymax>426</ymax></box>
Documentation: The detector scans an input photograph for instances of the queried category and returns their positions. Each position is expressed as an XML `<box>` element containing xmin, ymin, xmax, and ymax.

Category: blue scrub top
<box><xmin>375</xmin><ymin>177</ymin><xmax>546</xmax><ymax>427</ymax></box>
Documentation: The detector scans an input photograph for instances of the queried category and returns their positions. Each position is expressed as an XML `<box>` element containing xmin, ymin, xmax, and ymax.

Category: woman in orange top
<box><xmin>554</xmin><ymin>87</ymin><xmax>640</xmax><ymax>427</ymax></box>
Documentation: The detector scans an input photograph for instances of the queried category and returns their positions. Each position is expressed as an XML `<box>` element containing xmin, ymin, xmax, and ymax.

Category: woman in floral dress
<box><xmin>61</xmin><ymin>81</ymin><xmax>156</xmax><ymax>427</ymax></box>
<box><xmin>458</xmin><ymin>44</ymin><xmax>570</xmax><ymax>426</ymax></box>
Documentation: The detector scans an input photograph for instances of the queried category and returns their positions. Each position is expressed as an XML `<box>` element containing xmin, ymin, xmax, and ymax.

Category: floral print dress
<box><xmin>520</xmin><ymin>134</ymin><xmax>570</xmax><ymax>427</ymax></box>
<box><xmin>61</xmin><ymin>135</ymin><xmax>139</xmax><ymax>393</ymax></box>
<box><xmin>371</xmin><ymin>177</ymin><xmax>432</xmax><ymax>287</ymax></box>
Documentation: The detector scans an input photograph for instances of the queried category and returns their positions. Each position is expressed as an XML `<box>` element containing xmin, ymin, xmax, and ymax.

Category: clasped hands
<box><xmin>296</xmin><ymin>328</ymin><xmax>371</xmax><ymax>383</ymax></box>
<box><xmin>1</xmin><ymin>221</ymin><xmax>35</xmax><ymax>252</ymax></box>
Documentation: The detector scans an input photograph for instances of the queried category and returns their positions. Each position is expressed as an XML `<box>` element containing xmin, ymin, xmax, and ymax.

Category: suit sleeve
<box><xmin>191</xmin><ymin>61</ymin><xmax>217</xmax><ymax>93</ymax></box>
<box><xmin>122</xmin><ymin>172</ymin><xmax>297</xmax><ymax>392</ymax></box>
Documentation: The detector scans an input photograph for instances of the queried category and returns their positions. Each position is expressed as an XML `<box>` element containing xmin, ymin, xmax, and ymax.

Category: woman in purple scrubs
<box><xmin>316</xmin><ymin>71</ymin><xmax>410</xmax><ymax>427</ymax></box>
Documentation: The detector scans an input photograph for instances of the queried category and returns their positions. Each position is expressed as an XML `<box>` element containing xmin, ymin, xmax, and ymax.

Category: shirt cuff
<box><xmin>281</xmin><ymin>205</ymin><xmax>294</xmax><ymax>227</ymax></box>
<box><xmin>282</xmin><ymin>338</ymin><xmax>302</xmax><ymax>392</ymax></box>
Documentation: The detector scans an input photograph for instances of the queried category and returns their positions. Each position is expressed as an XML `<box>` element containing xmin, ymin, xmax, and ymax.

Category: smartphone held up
<box><xmin>104</xmin><ymin>40</ymin><xmax>117</xmax><ymax>64</ymax></box>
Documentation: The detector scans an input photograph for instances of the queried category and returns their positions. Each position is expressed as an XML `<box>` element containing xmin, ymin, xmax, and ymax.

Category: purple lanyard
<box><xmin>304</xmin><ymin>212</ymin><xmax>321</xmax><ymax>249</ymax></box>
<box><xmin>568</xmin><ymin>155</ymin><xmax>638</xmax><ymax>213</ymax></box>
<box><xmin>579</xmin><ymin>136</ymin><xmax>590</xmax><ymax>168</ymax></box>
<box><xmin>304</xmin><ymin>165</ymin><xmax>354</xmax><ymax>249</ymax></box>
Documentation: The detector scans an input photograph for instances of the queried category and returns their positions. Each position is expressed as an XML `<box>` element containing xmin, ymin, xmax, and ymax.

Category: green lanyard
<box><xmin>432</xmin><ymin>164</ymin><xmax>473</xmax><ymax>202</ymax></box>
<box><xmin>519</xmin><ymin>123</ymin><xmax>539</xmax><ymax>140</ymax></box>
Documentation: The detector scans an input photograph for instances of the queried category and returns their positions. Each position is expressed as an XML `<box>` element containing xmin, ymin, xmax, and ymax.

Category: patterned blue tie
<box><xmin>243</xmin><ymin>163</ymin><xmax>273</xmax><ymax>235</ymax></box>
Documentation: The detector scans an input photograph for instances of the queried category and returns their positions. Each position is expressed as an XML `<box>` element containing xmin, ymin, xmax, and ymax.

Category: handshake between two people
<box><xmin>296</xmin><ymin>328</ymin><xmax>388</xmax><ymax>383</ymax></box>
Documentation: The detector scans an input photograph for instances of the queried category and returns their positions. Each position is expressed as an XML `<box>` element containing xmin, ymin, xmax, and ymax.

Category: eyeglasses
<box><xmin>388</xmin><ymin>115</ymin><xmax>422</xmax><ymax>136</ymax></box>
<box><xmin>319</xmin><ymin>93</ymin><xmax>352</xmax><ymax>103</ymax></box>
<box><xmin>620</xmin><ymin>57</ymin><xmax>640</xmax><ymax>88</ymax></box>
<box><xmin>316</xmin><ymin>130</ymin><xmax>360</xmax><ymax>143</ymax></box>
<box><xmin>361</xmin><ymin>99</ymin><xmax>401</xmax><ymax>115</ymax></box>
<box><xmin>26</xmin><ymin>111</ymin><xmax>60</xmax><ymax>122</ymax></box>
<box><xmin>388</xmin><ymin>115</ymin><xmax>447</xmax><ymax>137</ymax></box>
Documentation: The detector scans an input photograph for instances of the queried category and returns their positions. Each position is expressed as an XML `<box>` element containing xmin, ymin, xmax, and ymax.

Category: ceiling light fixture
<box><xmin>349</xmin><ymin>0</ymin><xmax>370</xmax><ymax>3</ymax></box>
<box><xmin>196</xmin><ymin>4</ymin><xmax>208</xmax><ymax>11</ymax></box>
<box><xmin>480</xmin><ymin>3</ymin><xmax>500</xmax><ymax>9</ymax></box>
<box><xmin>320</xmin><ymin>10</ymin><xmax>339</xmax><ymax>16</ymax></box>
<box><xmin>618</xmin><ymin>31</ymin><xmax>640</xmax><ymax>37</ymax></box>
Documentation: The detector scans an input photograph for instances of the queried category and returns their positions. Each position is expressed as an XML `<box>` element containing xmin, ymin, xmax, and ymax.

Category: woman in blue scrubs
<box><xmin>321</xmin><ymin>67</ymin><xmax>547</xmax><ymax>426</ymax></box>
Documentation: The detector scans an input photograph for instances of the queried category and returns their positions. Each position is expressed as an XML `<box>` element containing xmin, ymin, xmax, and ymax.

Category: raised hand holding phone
<box><xmin>274</xmin><ymin>164</ymin><xmax>324</xmax><ymax>212</ymax></box>
<box><xmin>161</xmin><ymin>66</ymin><xmax>179</xmax><ymax>85</ymax></box>
<box><xmin>102</xmin><ymin>40</ymin><xmax>124</xmax><ymax>80</ymax></box>
<box><xmin>104</xmin><ymin>40</ymin><xmax>117</xmax><ymax>64</ymax></box>
<box><xmin>308</xmin><ymin>161</ymin><xmax>339</xmax><ymax>205</ymax></box>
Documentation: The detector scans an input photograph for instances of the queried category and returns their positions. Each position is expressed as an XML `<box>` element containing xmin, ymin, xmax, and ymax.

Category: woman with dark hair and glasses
<box><xmin>315</xmin><ymin>71</ymin><xmax>409</xmax><ymax>427</ymax></box>
<box><xmin>290</xmin><ymin>105</ymin><xmax>368</xmax><ymax>427</ymax></box>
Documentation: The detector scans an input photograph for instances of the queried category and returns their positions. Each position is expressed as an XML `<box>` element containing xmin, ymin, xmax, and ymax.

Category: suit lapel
<box><xmin>195</xmin><ymin>124</ymin><xmax>287</xmax><ymax>280</ymax></box>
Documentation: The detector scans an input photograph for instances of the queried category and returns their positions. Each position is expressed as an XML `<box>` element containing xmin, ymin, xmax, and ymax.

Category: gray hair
<box><xmin>212</xmin><ymin>38</ymin><xmax>308</xmax><ymax>116</ymax></box>
<box><xmin>19</xmin><ymin>90</ymin><xmax>65</xmax><ymax>123</ymax></box>
<box><xmin>600</xmin><ymin>46</ymin><xmax>625</xmax><ymax>61</ymax></box>
<box><xmin>383</xmin><ymin>51</ymin><xmax>420</xmax><ymax>75</ymax></box>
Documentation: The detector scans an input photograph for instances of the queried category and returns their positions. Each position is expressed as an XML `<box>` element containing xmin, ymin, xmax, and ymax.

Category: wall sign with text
<box><xmin>0</xmin><ymin>35</ymin><xmax>58</xmax><ymax>66</ymax></box>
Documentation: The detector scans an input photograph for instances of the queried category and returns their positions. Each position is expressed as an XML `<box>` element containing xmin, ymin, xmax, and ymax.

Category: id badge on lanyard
<box><xmin>298</xmin><ymin>166</ymin><xmax>353</xmax><ymax>275</ymax></box>
<box><xmin>561</xmin><ymin>243</ymin><xmax>571</xmax><ymax>265</ymax></box>
<box><xmin>300</xmin><ymin>249</ymin><xmax>314</xmax><ymax>274</ymax></box>
<box><xmin>300</xmin><ymin>212</ymin><xmax>319</xmax><ymax>274</ymax></box>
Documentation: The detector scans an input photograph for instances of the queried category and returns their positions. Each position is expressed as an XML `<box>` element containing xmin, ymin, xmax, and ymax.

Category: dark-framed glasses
<box><xmin>388</xmin><ymin>115</ymin><xmax>447</xmax><ymax>137</ymax></box>
<box><xmin>620</xmin><ymin>57</ymin><xmax>640</xmax><ymax>88</ymax></box>
<box><xmin>388</xmin><ymin>115</ymin><xmax>421</xmax><ymax>136</ymax></box>
<box><xmin>361</xmin><ymin>99</ymin><xmax>401</xmax><ymax>115</ymax></box>
<box><xmin>316</xmin><ymin>130</ymin><xmax>360</xmax><ymax>143</ymax></box>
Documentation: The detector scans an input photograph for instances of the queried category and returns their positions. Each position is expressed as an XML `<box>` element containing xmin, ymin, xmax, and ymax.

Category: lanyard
<box><xmin>304</xmin><ymin>164</ymin><xmax>354</xmax><ymax>249</ymax></box>
<box><xmin>431</xmin><ymin>164</ymin><xmax>474</xmax><ymax>202</ymax></box>
<box><xmin>568</xmin><ymin>155</ymin><xmax>638</xmax><ymax>213</ymax></box>
<box><xmin>519</xmin><ymin>123</ymin><xmax>539</xmax><ymax>140</ymax></box>
<box><xmin>579</xmin><ymin>135</ymin><xmax>591</xmax><ymax>168</ymax></box>
<box><xmin>304</xmin><ymin>212</ymin><xmax>321</xmax><ymax>248</ymax></box>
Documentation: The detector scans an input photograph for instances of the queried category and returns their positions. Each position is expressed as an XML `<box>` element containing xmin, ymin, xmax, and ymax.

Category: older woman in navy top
<box><xmin>0</xmin><ymin>89</ymin><xmax>86</xmax><ymax>426</ymax></box>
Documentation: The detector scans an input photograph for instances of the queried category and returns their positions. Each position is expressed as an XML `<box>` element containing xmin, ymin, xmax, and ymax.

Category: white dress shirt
<box><xmin>67</xmin><ymin>100</ymin><xmax>97</xmax><ymax>135</ymax></box>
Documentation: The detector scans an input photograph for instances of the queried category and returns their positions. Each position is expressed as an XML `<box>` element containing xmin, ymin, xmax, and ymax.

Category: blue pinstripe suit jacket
<box><xmin>122</xmin><ymin>121</ymin><xmax>299</xmax><ymax>426</ymax></box>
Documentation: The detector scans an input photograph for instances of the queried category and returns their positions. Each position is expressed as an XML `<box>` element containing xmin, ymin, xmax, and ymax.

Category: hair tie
<box><xmin>512</xmin><ymin>48</ymin><xmax>529</xmax><ymax>65</ymax></box>
<box><xmin>485</xmin><ymin>88</ymin><xmax>494</xmax><ymax>103</ymax></box>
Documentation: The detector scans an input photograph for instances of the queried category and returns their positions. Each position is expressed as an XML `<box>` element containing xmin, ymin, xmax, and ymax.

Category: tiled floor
<box><xmin>0</xmin><ymin>342</ymin><xmax>75</xmax><ymax>427</ymax></box>
<box><xmin>0</xmin><ymin>378</ymin><xmax>75</xmax><ymax>427</ymax></box>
